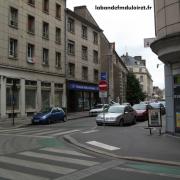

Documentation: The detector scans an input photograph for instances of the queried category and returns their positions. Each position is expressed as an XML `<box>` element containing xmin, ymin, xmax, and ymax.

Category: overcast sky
<box><xmin>67</xmin><ymin>0</ymin><xmax>165</xmax><ymax>89</ymax></box>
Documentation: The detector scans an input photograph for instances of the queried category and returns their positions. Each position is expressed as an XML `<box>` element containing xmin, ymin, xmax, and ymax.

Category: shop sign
<box><xmin>148</xmin><ymin>109</ymin><xmax>162</xmax><ymax>127</ymax></box>
<box><xmin>69</xmin><ymin>82</ymin><xmax>98</xmax><ymax>91</ymax></box>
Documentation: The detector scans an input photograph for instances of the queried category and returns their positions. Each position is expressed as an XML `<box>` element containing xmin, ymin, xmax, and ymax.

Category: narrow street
<box><xmin>0</xmin><ymin>117</ymin><xmax>179</xmax><ymax>179</ymax></box>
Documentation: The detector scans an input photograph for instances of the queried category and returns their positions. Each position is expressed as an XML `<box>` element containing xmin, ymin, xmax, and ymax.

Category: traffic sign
<box><xmin>99</xmin><ymin>80</ymin><xmax>108</xmax><ymax>91</ymax></box>
<box><xmin>100</xmin><ymin>72</ymin><xmax>108</xmax><ymax>80</ymax></box>
<box><xmin>99</xmin><ymin>91</ymin><xmax>107</xmax><ymax>98</ymax></box>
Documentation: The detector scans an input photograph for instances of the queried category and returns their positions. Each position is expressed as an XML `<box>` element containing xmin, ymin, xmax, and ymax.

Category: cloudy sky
<box><xmin>67</xmin><ymin>0</ymin><xmax>165</xmax><ymax>89</ymax></box>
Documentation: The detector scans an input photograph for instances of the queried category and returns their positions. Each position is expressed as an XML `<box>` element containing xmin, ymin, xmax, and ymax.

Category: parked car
<box><xmin>96</xmin><ymin>105</ymin><xmax>136</xmax><ymax>126</ymax></box>
<box><xmin>149</xmin><ymin>102</ymin><xmax>166</xmax><ymax>115</ymax></box>
<box><xmin>132</xmin><ymin>103</ymin><xmax>152</xmax><ymax>121</ymax></box>
<box><xmin>89</xmin><ymin>104</ymin><xmax>109</xmax><ymax>117</ymax></box>
<box><xmin>32</xmin><ymin>107</ymin><xmax>65</xmax><ymax>124</ymax></box>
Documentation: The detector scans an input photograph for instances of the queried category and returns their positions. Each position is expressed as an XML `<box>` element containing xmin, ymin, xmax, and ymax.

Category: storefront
<box><xmin>67</xmin><ymin>81</ymin><xmax>99</xmax><ymax>112</ymax></box>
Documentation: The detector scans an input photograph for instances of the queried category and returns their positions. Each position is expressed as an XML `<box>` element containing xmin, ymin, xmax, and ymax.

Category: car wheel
<box><xmin>119</xmin><ymin>119</ymin><xmax>124</xmax><ymax>126</ymax></box>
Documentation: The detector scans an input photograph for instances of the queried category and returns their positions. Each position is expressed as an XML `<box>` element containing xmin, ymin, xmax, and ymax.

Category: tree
<box><xmin>126</xmin><ymin>73</ymin><xmax>146</xmax><ymax>105</ymax></box>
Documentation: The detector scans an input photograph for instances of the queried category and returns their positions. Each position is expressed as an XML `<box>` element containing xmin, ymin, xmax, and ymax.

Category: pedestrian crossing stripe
<box><xmin>19</xmin><ymin>151</ymin><xmax>99</xmax><ymax>166</ymax></box>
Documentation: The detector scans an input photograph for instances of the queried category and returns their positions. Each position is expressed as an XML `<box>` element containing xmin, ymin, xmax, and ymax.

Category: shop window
<box><xmin>41</xmin><ymin>90</ymin><xmax>50</xmax><ymax>109</ymax></box>
<box><xmin>25</xmin><ymin>89</ymin><xmax>36</xmax><ymax>109</ymax></box>
<box><xmin>55</xmin><ymin>91</ymin><xmax>62</xmax><ymax>107</ymax></box>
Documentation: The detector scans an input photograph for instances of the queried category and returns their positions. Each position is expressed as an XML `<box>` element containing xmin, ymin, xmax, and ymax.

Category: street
<box><xmin>0</xmin><ymin>116</ymin><xmax>180</xmax><ymax>179</ymax></box>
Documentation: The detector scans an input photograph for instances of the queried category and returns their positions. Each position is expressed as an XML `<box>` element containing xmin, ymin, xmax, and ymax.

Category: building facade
<box><xmin>100</xmin><ymin>34</ymin><xmax>128</xmax><ymax>103</ymax></box>
<box><xmin>66</xmin><ymin>6</ymin><xmax>101</xmax><ymax>112</ymax></box>
<box><xmin>0</xmin><ymin>0</ymin><xmax>66</xmax><ymax>118</ymax></box>
<box><xmin>151</xmin><ymin>0</ymin><xmax>180</xmax><ymax>134</ymax></box>
<box><xmin>121</xmin><ymin>54</ymin><xmax>153</xmax><ymax>99</ymax></box>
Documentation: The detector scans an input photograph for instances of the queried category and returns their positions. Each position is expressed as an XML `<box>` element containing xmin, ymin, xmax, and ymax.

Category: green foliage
<box><xmin>126</xmin><ymin>73</ymin><xmax>146</xmax><ymax>104</ymax></box>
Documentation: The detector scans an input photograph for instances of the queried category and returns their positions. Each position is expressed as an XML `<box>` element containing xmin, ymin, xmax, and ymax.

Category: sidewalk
<box><xmin>0</xmin><ymin>111</ymin><xmax>89</xmax><ymax>128</ymax></box>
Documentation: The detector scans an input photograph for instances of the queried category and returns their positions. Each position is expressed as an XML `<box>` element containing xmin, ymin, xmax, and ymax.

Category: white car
<box><xmin>96</xmin><ymin>105</ymin><xmax>136</xmax><ymax>126</ymax></box>
<box><xmin>89</xmin><ymin>104</ymin><xmax>109</xmax><ymax>117</ymax></box>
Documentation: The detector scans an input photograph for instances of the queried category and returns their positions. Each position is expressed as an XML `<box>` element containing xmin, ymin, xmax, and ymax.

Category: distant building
<box><xmin>121</xmin><ymin>53</ymin><xmax>153</xmax><ymax>100</ymax></box>
<box><xmin>100</xmin><ymin>35</ymin><xmax>128</xmax><ymax>103</ymax></box>
<box><xmin>153</xmin><ymin>86</ymin><xmax>163</xmax><ymax>100</ymax></box>
<box><xmin>150</xmin><ymin>0</ymin><xmax>180</xmax><ymax>134</ymax></box>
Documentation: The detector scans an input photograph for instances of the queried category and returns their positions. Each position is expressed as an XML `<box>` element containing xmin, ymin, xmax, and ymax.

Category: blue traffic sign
<box><xmin>100</xmin><ymin>72</ymin><xmax>108</xmax><ymax>80</ymax></box>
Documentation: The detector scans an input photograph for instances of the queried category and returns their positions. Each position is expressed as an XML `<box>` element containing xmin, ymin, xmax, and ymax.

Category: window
<box><xmin>9</xmin><ymin>7</ymin><xmax>18</xmax><ymax>28</ymax></box>
<box><xmin>68</xmin><ymin>40</ymin><xmax>75</xmax><ymax>56</ymax></box>
<box><xmin>27</xmin><ymin>43</ymin><xmax>35</xmax><ymax>63</ymax></box>
<box><xmin>9</xmin><ymin>38</ymin><xmax>18</xmax><ymax>58</ymax></box>
<box><xmin>28</xmin><ymin>0</ymin><xmax>35</xmax><ymax>6</ymax></box>
<box><xmin>67</xmin><ymin>18</ymin><xmax>75</xmax><ymax>33</ymax></box>
<box><xmin>93</xmin><ymin>50</ymin><xmax>98</xmax><ymax>64</ymax></box>
<box><xmin>93</xmin><ymin>31</ymin><xmax>98</xmax><ymax>44</ymax></box>
<box><xmin>25</xmin><ymin>89</ymin><xmax>36</xmax><ymax>109</ymax></box>
<box><xmin>55</xmin><ymin>52</ymin><xmax>61</xmax><ymax>68</ymax></box>
<box><xmin>94</xmin><ymin>69</ymin><xmax>99</xmax><ymax>82</ymax></box>
<box><xmin>27</xmin><ymin>15</ymin><xmax>35</xmax><ymax>34</ymax></box>
<box><xmin>41</xmin><ymin>90</ymin><xmax>50</xmax><ymax>109</ymax></box>
<box><xmin>82</xmin><ymin>25</ymin><xmax>87</xmax><ymax>39</ymax></box>
<box><xmin>82</xmin><ymin>66</ymin><xmax>88</xmax><ymax>80</ymax></box>
<box><xmin>140</xmin><ymin>75</ymin><xmax>143</xmax><ymax>82</ymax></box>
<box><xmin>42</xmin><ymin>21</ymin><xmax>49</xmax><ymax>39</ymax></box>
<box><xmin>43</xmin><ymin>0</ymin><xmax>49</xmax><ymax>13</ymax></box>
<box><xmin>42</xmin><ymin>48</ymin><xmax>49</xmax><ymax>65</ymax></box>
<box><xmin>55</xmin><ymin>27</ymin><xmax>61</xmax><ymax>44</ymax></box>
<box><xmin>82</xmin><ymin>46</ymin><xmax>88</xmax><ymax>60</ymax></box>
<box><xmin>56</xmin><ymin>3</ymin><xmax>61</xmax><ymax>19</ymax></box>
<box><xmin>68</xmin><ymin>63</ymin><xmax>75</xmax><ymax>77</ymax></box>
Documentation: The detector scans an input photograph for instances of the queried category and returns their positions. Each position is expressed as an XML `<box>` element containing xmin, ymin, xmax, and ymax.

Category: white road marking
<box><xmin>33</xmin><ymin>128</ymin><xmax>65</xmax><ymax>136</ymax></box>
<box><xmin>17</xmin><ymin>128</ymin><xmax>52</xmax><ymax>135</ymax></box>
<box><xmin>82</xmin><ymin>129</ymin><xmax>99</xmax><ymax>134</ymax></box>
<box><xmin>0</xmin><ymin>156</ymin><xmax>76</xmax><ymax>175</ymax></box>
<box><xmin>50</xmin><ymin>129</ymin><xmax>80</xmax><ymax>137</ymax></box>
<box><xmin>0</xmin><ymin>167</ymin><xmax>49</xmax><ymax>180</ymax></box>
<box><xmin>86</xmin><ymin>141</ymin><xmax>120</xmax><ymax>151</ymax></box>
<box><xmin>20</xmin><ymin>151</ymin><xmax>99</xmax><ymax>166</ymax></box>
<box><xmin>41</xmin><ymin>147</ymin><xmax>94</xmax><ymax>158</ymax></box>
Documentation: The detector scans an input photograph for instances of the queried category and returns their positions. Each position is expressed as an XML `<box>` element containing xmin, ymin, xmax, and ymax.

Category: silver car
<box><xmin>89</xmin><ymin>104</ymin><xmax>109</xmax><ymax>117</ymax></box>
<box><xmin>96</xmin><ymin>105</ymin><xmax>136</xmax><ymax>126</ymax></box>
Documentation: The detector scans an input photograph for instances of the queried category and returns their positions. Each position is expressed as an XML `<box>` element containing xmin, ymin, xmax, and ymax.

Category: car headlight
<box><xmin>96</xmin><ymin>115</ymin><xmax>103</xmax><ymax>121</ymax></box>
<box><xmin>41</xmin><ymin>115</ymin><xmax>47</xmax><ymax>119</ymax></box>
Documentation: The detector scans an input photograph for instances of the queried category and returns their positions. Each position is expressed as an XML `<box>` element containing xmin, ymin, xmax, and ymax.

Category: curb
<box><xmin>63</xmin><ymin>134</ymin><xmax>180</xmax><ymax>167</ymax></box>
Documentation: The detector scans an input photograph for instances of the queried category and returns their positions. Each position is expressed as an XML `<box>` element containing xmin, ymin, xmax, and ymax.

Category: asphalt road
<box><xmin>0</xmin><ymin>116</ymin><xmax>179</xmax><ymax>179</ymax></box>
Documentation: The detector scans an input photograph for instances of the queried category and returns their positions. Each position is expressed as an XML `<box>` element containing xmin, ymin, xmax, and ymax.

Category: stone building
<box><xmin>150</xmin><ymin>0</ymin><xmax>180</xmax><ymax>134</ymax></box>
<box><xmin>121</xmin><ymin>54</ymin><xmax>153</xmax><ymax>99</ymax></box>
<box><xmin>66</xmin><ymin>6</ymin><xmax>102</xmax><ymax>112</ymax></box>
<box><xmin>100</xmin><ymin>34</ymin><xmax>128</xmax><ymax>103</ymax></box>
<box><xmin>0</xmin><ymin>0</ymin><xmax>66</xmax><ymax>118</ymax></box>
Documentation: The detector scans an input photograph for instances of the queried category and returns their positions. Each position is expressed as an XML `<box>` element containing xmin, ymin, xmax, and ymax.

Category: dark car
<box><xmin>32</xmin><ymin>107</ymin><xmax>65</xmax><ymax>124</ymax></box>
<box><xmin>133</xmin><ymin>103</ymin><xmax>152</xmax><ymax>121</ymax></box>
<box><xmin>149</xmin><ymin>102</ymin><xmax>166</xmax><ymax>115</ymax></box>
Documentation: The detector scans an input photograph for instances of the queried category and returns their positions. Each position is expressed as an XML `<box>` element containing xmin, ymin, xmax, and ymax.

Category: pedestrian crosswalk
<box><xmin>0</xmin><ymin>146</ymin><xmax>104</xmax><ymax>180</ymax></box>
<box><xmin>0</xmin><ymin>127</ymin><xmax>80</xmax><ymax>138</ymax></box>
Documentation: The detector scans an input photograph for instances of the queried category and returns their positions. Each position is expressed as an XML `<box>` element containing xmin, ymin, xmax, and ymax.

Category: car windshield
<box><xmin>133</xmin><ymin>104</ymin><xmax>146</xmax><ymax>110</ymax></box>
<box><xmin>93</xmin><ymin>104</ymin><xmax>103</xmax><ymax>109</ymax></box>
<box><xmin>107</xmin><ymin>106</ymin><xmax>124</xmax><ymax>113</ymax></box>
<box><xmin>150</xmin><ymin>103</ymin><xmax>160</xmax><ymax>108</ymax></box>
<box><xmin>41</xmin><ymin>107</ymin><xmax>52</xmax><ymax>113</ymax></box>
